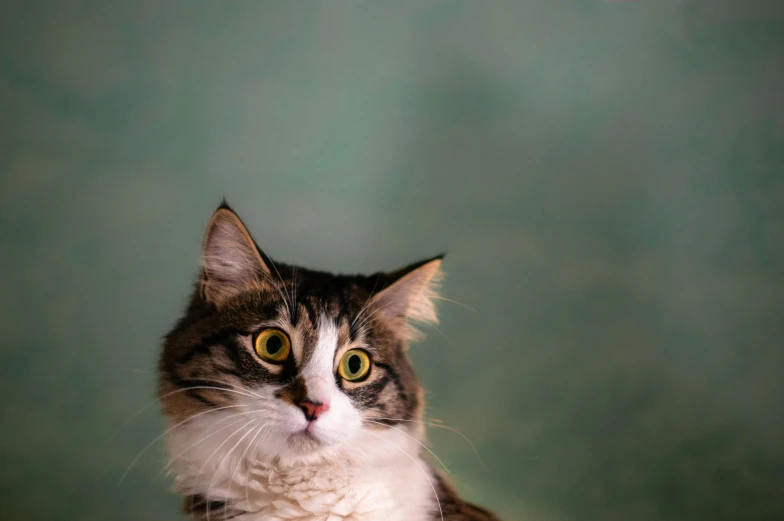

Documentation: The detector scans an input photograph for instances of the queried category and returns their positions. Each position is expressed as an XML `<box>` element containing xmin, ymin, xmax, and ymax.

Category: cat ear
<box><xmin>200</xmin><ymin>203</ymin><xmax>271</xmax><ymax>305</ymax></box>
<box><xmin>369</xmin><ymin>255</ymin><xmax>445</xmax><ymax>340</ymax></box>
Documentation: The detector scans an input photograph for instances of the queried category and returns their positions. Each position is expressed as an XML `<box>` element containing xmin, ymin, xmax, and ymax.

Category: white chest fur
<box><xmin>167</xmin><ymin>417</ymin><xmax>438</xmax><ymax>521</ymax></box>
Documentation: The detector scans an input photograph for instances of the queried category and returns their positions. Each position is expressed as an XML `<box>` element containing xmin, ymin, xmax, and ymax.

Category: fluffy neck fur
<box><xmin>167</xmin><ymin>411</ymin><xmax>437</xmax><ymax>521</ymax></box>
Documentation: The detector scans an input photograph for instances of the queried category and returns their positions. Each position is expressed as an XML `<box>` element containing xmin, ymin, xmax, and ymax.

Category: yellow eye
<box><xmin>338</xmin><ymin>349</ymin><xmax>371</xmax><ymax>381</ymax></box>
<box><xmin>254</xmin><ymin>329</ymin><xmax>291</xmax><ymax>363</ymax></box>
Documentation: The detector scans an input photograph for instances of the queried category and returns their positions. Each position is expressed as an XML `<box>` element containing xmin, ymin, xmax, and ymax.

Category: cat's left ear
<box><xmin>200</xmin><ymin>203</ymin><xmax>272</xmax><ymax>305</ymax></box>
<box><xmin>369</xmin><ymin>255</ymin><xmax>444</xmax><ymax>340</ymax></box>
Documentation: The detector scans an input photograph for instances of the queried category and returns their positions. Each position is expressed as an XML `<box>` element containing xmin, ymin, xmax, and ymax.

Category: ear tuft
<box><xmin>201</xmin><ymin>207</ymin><xmax>270</xmax><ymax>305</ymax></box>
<box><xmin>370</xmin><ymin>256</ymin><xmax>445</xmax><ymax>341</ymax></box>
<box><xmin>216</xmin><ymin>198</ymin><xmax>233</xmax><ymax>212</ymax></box>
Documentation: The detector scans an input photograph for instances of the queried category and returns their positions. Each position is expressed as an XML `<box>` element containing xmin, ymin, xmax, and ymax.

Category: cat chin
<box><xmin>275</xmin><ymin>430</ymin><xmax>336</xmax><ymax>459</ymax></box>
<box><xmin>259</xmin><ymin>425</ymin><xmax>392</xmax><ymax>467</ymax></box>
<box><xmin>270</xmin><ymin>426</ymin><xmax>361</xmax><ymax>464</ymax></box>
<box><xmin>271</xmin><ymin>438</ymin><xmax>364</xmax><ymax>468</ymax></box>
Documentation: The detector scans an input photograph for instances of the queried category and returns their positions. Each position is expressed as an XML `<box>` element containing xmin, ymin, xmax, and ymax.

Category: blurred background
<box><xmin>1</xmin><ymin>1</ymin><xmax>783</xmax><ymax>520</ymax></box>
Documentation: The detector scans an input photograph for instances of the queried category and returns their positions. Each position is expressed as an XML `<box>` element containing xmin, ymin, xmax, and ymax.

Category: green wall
<box><xmin>1</xmin><ymin>1</ymin><xmax>783</xmax><ymax>520</ymax></box>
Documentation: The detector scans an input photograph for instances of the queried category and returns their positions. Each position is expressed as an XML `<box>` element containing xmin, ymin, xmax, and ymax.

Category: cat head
<box><xmin>158</xmin><ymin>203</ymin><xmax>443</xmax><ymax>466</ymax></box>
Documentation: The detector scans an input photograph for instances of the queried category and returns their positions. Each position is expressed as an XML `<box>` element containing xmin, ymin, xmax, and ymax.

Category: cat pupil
<box><xmin>348</xmin><ymin>354</ymin><xmax>361</xmax><ymax>374</ymax></box>
<box><xmin>266</xmin><ymin>335</ymin><xmax>282</xmax><ymax>354</ymax></box>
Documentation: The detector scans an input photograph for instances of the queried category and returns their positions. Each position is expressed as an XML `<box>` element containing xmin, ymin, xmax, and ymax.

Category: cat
<box><xmin>158</xmin><ymin>202</ymin><xmax>500</xmax><ymax>521</ymax></box>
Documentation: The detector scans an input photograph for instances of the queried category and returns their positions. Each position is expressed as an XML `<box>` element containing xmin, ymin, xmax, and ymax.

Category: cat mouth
<box><xmin>286</xmin><ymin>429</ymin><xmax>324</xmax><ymax>452</ymax></box>
<box><xmin>293</xmin><ymin>428</ymin><xmax>321</xmax><ymax>442</ymax></box>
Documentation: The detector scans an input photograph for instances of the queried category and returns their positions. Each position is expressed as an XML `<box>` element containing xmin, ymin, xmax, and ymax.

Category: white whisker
<box><xmin>261</xmin><ymin>255</ymin><xmax>292</xmax><ymax>318</ymax></box>
<box><xmin>371</xmin><ymin>417</ymin><xmax>488</xmax><ymax>472</ymax></box>
<box><xmin>204</xmin><ymin>419</ymin><xmax>261</xmax><ymax>520</ymax></box>
<box><xmin>352</xmin><ymin>293</ymin><xmax>408</xmax><ymax>332</ymax></box>
<box><xmin>257</xmin><ymin>269</ymin><xmax>292</xmax><ymax>317</ymax></box>
<box><xmin>188</xmin><ymin>417</ymin><xmax>259</xmax><ymax>519</ymax></box>
<box><xmin>108</xmin><ymin>384</ymin><xmax>261</xmax><ymax>443</ymax></box>
<box><xmin>244</xmin><ymin>423</ymin><xmax>271</xmax><ymax>514</ymax></box>
<box><xmin>427</xmin><ymin>322</ymin><xmax>457</xmax><ymax>349</ymax></box>
<box><xmin>363</xmin><ymin>430</ymin><xmax>443</xmax><ymax>521</ymax></box>
<box><xmin>430</xmin><ymin>295</ymin><xmax>477</xmax><ymax>313</ymax></box>
<box><xmin>118</xmin><ymin>404</ymin><xmax>245</xmax><ymax>485</ymax></box>
<box><xmin>353</xmin><ymin>292</ymin><xmax>452</xmax><ymax>345</ymax></box>
<box><xmin>223</xmin><ymin>423</ymin><xmax>267</xmax><ymax>519</ymax></box>
<box><xmin>290</xmin><ymin>267</ymin><xmax>298</xmax><ymax>319</ymax></box>
<box><xmin>351</xmin><ymin>274</ymin><xmax>382</xmax><ymax>329</ymax></box>
<box><xmin>365</xmin><ymin>420</ymin><xmax>450</xmax><ymax>474</ymax></box>
<box><xmin>156</xmin><ymin>410</ymin><xmax>265</xmax><ymax>482</ymax></box>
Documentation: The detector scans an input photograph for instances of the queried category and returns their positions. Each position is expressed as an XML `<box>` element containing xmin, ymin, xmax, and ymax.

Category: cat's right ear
<box><xmin>200</xmin><ymin>204</ymin><xmax>271</xmax><ymax>305</ymax></box>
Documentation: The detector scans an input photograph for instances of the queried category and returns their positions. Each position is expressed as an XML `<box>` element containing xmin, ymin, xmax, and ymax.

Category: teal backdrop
<box><xmin>1</xmin><ymin>1</ymin><xmax>783</xmax><ymax>520</ymax></box>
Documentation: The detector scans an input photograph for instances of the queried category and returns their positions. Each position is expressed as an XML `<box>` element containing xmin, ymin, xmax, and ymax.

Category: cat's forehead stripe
<box><xmin>301</xmin><ymin>315</ymin><xmax>339</xmax><ymax>378</ymax></box>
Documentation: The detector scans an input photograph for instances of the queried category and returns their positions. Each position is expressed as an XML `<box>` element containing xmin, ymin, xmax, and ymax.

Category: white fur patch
<box><xmin>164</xmin><ymin>317</ymin><xmax>438</xmax><ymax>521</ymax></box>
<box><xmin>168</xmin><ymin>413</ymin><xmax>438</xmax><ymax>521</ymax></box>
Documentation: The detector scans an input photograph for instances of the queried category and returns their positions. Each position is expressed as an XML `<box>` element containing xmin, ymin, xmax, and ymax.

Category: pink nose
<box><xmin>297</xmin><ymin>400</ymin><xmax>329</xmax><ymax>422</ymax></box>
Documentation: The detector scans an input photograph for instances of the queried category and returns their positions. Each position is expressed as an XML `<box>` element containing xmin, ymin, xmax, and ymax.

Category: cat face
<box><xmin>158</xmin><ymin>204</ymin><xmax>443</xmax><ymax>464</ymax></box>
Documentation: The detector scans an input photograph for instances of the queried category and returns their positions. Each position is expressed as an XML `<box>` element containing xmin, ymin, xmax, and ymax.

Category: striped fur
<box><xmin>158</xmin><ymin>203</ymin><xmax>499</xmax><ymax>521</ymax></box>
